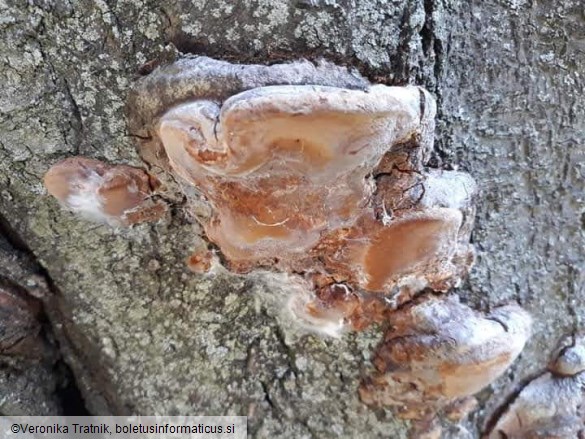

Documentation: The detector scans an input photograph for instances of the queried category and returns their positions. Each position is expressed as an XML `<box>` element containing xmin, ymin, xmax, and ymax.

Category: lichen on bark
<box><xmin>0</xmin><ymin>0</ymin><xmax>583</xmax><ymax>438</ymax></box>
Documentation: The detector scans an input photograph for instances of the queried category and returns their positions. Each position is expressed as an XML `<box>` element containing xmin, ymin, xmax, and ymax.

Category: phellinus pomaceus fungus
<box><xmin>44</xmin><ymin>57</ymin><xmax>531</xmax><ymax>436</ymax></box>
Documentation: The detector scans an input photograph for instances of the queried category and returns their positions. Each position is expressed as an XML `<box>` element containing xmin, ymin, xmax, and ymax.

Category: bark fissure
<box><xmin>0</xmin><ymin>210</ymin><xmax>89</xmax><ymax>415</ymax></box>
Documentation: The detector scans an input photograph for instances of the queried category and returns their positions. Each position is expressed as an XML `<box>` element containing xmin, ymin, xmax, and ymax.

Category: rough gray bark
<box><xmin>0</xmin><ymin>0</ymin><xmax>583</xmax><ymax>438</ymax></box>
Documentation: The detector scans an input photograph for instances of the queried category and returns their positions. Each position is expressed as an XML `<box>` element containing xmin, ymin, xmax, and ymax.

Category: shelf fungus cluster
<box><xmin>44</xmin><ymin>57</ymin><xmax>532</xmax><ymax>434</ymax></box>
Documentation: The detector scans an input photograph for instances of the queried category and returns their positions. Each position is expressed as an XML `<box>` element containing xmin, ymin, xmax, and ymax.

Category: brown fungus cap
<box><xmin>360</xmin><ymin>295</ymin><xmax>532</xmax><ymax>412</ymax></box>
<box><xmin>44</xmin><ymin>157</ymin><xmax>166</xmax><ymax>226</ymax></box>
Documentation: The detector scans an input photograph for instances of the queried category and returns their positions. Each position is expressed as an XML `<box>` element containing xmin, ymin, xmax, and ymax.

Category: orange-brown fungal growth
<box><xmin>39</xmin><ymin>56</ymin><xmax>533</xmax><ymax>430</ymax></box>
<box><xmin>44</xmin><ymin>157</ymin><xmax>166</xmax><ymax>226</ymax></box>
<box><xmin>129</xmin><ymin>57</ymin><xmax>479</xmax><ymax>333</ymax></box>
<box><xmin>156</xmin><ymin>85</ymin><xmax>438</xmax><ymax>266</ymax></box>
<box><xmin>186</xmin><ymin>247</ymin><xmax>220</xmax><ymax>274</ymax></box>
<box><xmin>360</xmin><ymin>295</ymin><xmax>532</xmax><ymax>417</ymax></box>
<box><xmin>486</xmin><ymin>333</ymin><xmax>585</xmax><ymax>439</ymax></box>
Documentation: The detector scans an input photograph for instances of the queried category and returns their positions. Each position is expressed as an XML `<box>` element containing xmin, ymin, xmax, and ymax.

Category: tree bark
<box><xmin>0</xmin><ymin>0</ymin><xmax>583</xmax><ymax>437</ymax></box>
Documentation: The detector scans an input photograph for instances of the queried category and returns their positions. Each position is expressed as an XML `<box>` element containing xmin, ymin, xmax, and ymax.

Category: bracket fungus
<box><xmin>126</xmin><ymin>57</ymin><xmax>478</xmax><ymax>331</ymax></box>
<box><xmin>44</xmin><ymin>157</ymin><xmax>166</xmax><ymax>226</ymax></box>
<box><xmin>486</xmin><ymin>333</ymin><xmax>585</xmax><ymax>439</ymax></box>
<box><xmin>359</xmin><ymin>295</ymin><xmax>532</xmax><ymax>415</ymax></box>
<box><xmin>43</xmin><ymin>56</ymin><xmax>532</xmax><ymax>431</ymax></box>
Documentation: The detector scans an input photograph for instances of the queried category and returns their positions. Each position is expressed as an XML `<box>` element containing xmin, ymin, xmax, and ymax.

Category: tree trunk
<box><xmin>0</xmin><ymin>0</ymin><xmax>583</xmax><ymax>437</ymax></box>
